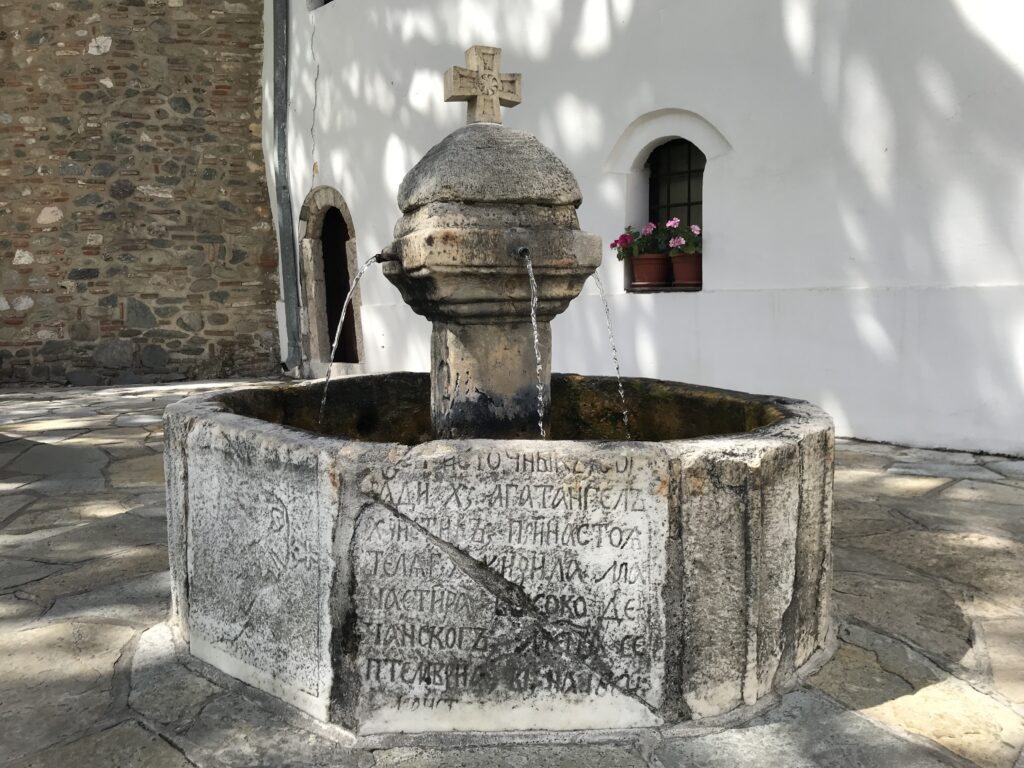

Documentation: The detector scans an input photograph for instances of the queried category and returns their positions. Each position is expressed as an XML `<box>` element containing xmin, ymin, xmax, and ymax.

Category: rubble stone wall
<box><xmin>0</xmin><ymin>0</ymin><xmax>280</xmax><ymax>385</ymax></box>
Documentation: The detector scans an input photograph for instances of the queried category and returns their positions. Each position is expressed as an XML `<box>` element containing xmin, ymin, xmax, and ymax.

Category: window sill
<box><xmin>624</xmin><ymin>285</ymin><xmax>702</xmax><ymax>293</ymax></box>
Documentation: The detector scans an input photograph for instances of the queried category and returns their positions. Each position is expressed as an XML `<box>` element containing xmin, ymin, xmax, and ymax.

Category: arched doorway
<box><xmin>320</xmin><ymin>207</ymin><xmax>358</xmax><ymax>364</ymax></box>
<box><xmin>297</xmin><ymin>186</ymin><xmax>365</xmax><ymax>378</ymax></box>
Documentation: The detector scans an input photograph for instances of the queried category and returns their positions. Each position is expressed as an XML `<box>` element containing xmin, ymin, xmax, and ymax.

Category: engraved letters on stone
<box><xmin>350</xmin><ymin>443</ymin><xmax>670</xmax><ymax>731</ymax></box>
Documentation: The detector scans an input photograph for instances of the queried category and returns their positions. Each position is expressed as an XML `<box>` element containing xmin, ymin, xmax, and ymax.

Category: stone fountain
<box><xmin>165</xmin><ymin>46</ymin><xmax>834</xmax><ymax>739</ymax></box>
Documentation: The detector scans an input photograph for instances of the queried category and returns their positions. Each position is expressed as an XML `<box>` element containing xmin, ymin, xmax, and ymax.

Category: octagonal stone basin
<box><xmin>165</xmin><ymin>374</ymin><xmax>833</xmax><ymax>737</ymax></box>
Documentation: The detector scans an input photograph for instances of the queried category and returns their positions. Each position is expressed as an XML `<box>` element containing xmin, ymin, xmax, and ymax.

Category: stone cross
<box><xmin>444</xmin><ymin>45</ymin><xmax>521</xmax><ymax>125</ymax></box>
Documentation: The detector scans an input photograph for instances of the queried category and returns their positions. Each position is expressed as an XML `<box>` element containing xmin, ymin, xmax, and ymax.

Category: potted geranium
<box><xmin>668</xmin><ymin>221</ymin><xmax>702</xmax><ymax>291</ymax></box>
<box><xmin>611</xmin><ymin>221</ymin><xmax>670</xmax><ymax>288</ymax></box>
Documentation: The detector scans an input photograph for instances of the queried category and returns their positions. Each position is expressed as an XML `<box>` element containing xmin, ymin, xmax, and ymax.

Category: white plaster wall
<box><xmin>267</xmin><ymin>0</ymin><xmax>1024</xmax><ymax>455</ymax></box>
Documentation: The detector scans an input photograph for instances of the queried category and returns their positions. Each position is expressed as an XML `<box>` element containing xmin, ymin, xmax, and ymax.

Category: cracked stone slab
<box><xmin>130</xmin><ymin>623</ymin><xmax>223</xmax><ymax>727</ymax></box>
<box><xmin>655</xmin><ymin>688</ymin><xmax>960</xmax><ymax>767</ymax></box>
<box><xmin>46</xmin><ymin>569</ymin><xmax>171</xmax><ymax>628</ymax></box>
<box><xmin>372</xmin><ymin>744</ymin><xmax>647</xmax><ymax>767</ymax></box>
<box><xmin>810</xmin><ymin>626</ymin><xmax>1024</xmax><ymax>768</ymax></box>
<box><xmin>108</xmin><ymin>453</ymin><xmax>165</xmax><ymax>489</ymax></box>
<box><xmin>0</xmin><ymin>493</ymin><xmax>36</xmax><ymax>523</ymax></box>
<box><xmin>13</xmin><ymin>721</ymin><xmax>194</xmax><ymax>768</ymax></box>
<box><xmin>835</xmin><ymin>468</ymin><xmax>950</xmax><ymax>499</ymax></box>
<box><xmin>0</xmin><ymin>515</ymin><xmax>168</xmax><ymax>564</ymax></box>
<box><xmin>0</xmin><ymin>621</ymin><xmax>136</xmax><ymax>763</ymax></box>
<box><xmin>982</xmin><ymin>618</ymin><xmax>1024</xmax><ymax>707</ymax></box>
<box><xmin>988</xmin><ymin>460</ymin><xmax>1024</xmax><ymax>481</ymax></box>
<box><xmin>1</xmin><ymin>493</ymin><xmax>135</xmax><ymax>535</ymax></box>
<box><xmin>6</xmin><ymin>443</ymin><xmax>109</xmax><ymax>477</ymax></box>
<box><xmin>0</xmin><ymin>556</ymin><xmax>64</xmax><ymax>591</ymax></box>
<box><xmin>183</xmin><ymin>692</ymin><xmax>374</xmax><ymax>768</ymax></box>
<box><xmin>940</xmin><ymin>480</ymin><xmax>1024</xmax><ymax>507</ymax></box>
<box><xmin>889</xmin><ymin>462</ymin><xmax>1003</xmax><ymax>481</ymax></box>
<box><xmin>13</xmin><ymin>545</ymin><xmax>169</xmax><ymax>605</ymax></box>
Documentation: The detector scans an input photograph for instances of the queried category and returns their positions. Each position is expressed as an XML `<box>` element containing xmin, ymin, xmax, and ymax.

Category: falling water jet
<box><xmin>318</xmin><ymin>252</ymin><xmax>390</xmax><ymax>427</ymax></box>
<box><xmin>518</xmin><ymin>246</ymin><xmax>546</xmax><ymax>438</ymax></box>
<box><xmin>592</xmin><ymin>271</ymin><xmax>631</xmax><ymax>440</ymax></box>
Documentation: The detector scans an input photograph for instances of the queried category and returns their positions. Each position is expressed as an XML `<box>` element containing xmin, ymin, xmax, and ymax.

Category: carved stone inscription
<box><xmin>352</xmin><ymin>443</ymin><xmax>669</xmax><ymax>732</ymax></box>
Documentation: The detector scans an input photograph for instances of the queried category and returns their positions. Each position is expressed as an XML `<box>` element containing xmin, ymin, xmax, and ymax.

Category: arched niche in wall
<box><xmin>297</xmin><ymin>186</ymin><xmax>365</xmax><ymax>379</ymax></box>
<box><xmin>605</xmin><ymin>109</ymin><xmax>732</xmax><ymax>281</ymax></box>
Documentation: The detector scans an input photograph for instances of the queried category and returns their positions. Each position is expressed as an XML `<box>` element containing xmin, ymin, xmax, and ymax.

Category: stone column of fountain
<box><xmin>382</xmin><ymin>46</ymin><xmax>601</xmax><ymax>439</ymax></box>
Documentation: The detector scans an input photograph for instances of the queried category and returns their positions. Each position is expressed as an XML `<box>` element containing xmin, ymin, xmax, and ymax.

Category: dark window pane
<box><xmin>690</xmin><ymin>174</ymin><xmax>702</xmax><ymax>203</ymax></box>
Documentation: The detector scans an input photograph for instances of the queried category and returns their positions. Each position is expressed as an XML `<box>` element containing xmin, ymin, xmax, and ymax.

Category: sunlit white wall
<box><xmin>264</xmin><ymin>0</ymin><xmax>1024</xmax><ymax>455</ymax></box>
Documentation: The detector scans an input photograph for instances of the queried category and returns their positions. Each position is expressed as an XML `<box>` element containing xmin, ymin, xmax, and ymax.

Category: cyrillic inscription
<box><xmin>351</xmin><ymin>443</ymin><xmax>669</xmax><ymax>730</ymax></box>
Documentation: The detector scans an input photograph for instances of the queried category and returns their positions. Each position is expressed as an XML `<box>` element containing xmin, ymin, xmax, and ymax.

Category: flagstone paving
<box><xmin>1</xmin><ymin>380</ymin><xmax>1022</xmax><ymax>767</ymax></box>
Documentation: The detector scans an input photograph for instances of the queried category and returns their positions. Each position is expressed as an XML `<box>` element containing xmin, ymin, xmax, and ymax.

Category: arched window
<box><xmin>297</xmin><ymin>186</ymin><xmax>364</xmax><ymax>379</ymax></box>
<box><xmin>646</xmin><ymin>138</ymin><xmax>705</xmax><ymax>228</ymax></box>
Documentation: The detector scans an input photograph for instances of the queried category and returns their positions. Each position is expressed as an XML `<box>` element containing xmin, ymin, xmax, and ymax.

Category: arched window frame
<box><xmin>605</xmin><ymin>109</ymin><xmax>731</xmax><ymax>292</ymax></box>
<box><xmin>297</xmin><ymin>186</ymin><xmax>365</xmax><ymax>379</ymax></box>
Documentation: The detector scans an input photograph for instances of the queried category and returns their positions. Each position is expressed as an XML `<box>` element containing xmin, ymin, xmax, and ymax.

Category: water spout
<box><xmin>518</xmin><ymin>247</ymin><xmax>546</xmax><ymax>439</ymax></box>
<box><xmin>318</xmin><ymin>253</ymin><xmax>382</xmax><ymax>427</ymax></box>
<box><xmin>592</xmin><ymin>272</ymin><xmax>631</xmax><ymax>440</ymax></box>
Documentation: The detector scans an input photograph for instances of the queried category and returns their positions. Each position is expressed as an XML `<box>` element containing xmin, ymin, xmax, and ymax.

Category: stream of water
<box><xmin>318</xmin><ymin>254</ymin><xmax>380</xmax><ymax>427</ymax></box>
<box><xmin>520</xmin><ymin>248</ymin><xmax>547</xmax><ymax>438</ymax></box>
<box><xmin>592</xmin><ymin>272</ymin><xmax>632</xmax><ymax>440</ymax></box>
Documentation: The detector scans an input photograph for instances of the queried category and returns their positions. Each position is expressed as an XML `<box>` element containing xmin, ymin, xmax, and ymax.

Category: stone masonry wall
<box><xmin>0</xmin><ymin>0</ymin><xmax>280</xmax><ymax>385</ymax></box>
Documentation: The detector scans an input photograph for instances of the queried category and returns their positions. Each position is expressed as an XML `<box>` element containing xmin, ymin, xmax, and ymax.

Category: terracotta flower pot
<box><xmin>671</xmin><ymin>251</ymin><xmax>702</xmax><ymax>291</ymax></box>
<box><xmin>630</xmin><ymin>252</ymin><xmax>671</xmax><ymax>288</ymax></box>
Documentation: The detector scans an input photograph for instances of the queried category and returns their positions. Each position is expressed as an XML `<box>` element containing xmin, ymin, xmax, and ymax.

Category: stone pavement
<box><xmin>1</xmin><ymin>381</ymin><xmax>1022</xmax><ymax>768</ymax></box>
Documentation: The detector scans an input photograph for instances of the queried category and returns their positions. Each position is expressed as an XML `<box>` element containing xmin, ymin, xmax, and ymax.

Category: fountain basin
<box><xmin>165</xmin><ymin>374</ymin><xmax>834</xmax><ymax>735</ymax></box>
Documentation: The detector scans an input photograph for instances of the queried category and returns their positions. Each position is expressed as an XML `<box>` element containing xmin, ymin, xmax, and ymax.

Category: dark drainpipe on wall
<box><xmin>273</xmin><ymin>0</ymin><xmax>302</xmax><ymax>371</ymax></box>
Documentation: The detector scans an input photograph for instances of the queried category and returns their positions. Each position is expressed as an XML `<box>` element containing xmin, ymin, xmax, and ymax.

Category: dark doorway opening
<box><xmin>320</xmin><ymin>207</ymin><xmax>359</xmax><ymax>363</ymax></box>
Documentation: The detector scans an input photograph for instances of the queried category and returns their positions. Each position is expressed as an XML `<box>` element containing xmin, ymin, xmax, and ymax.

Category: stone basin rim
<box><xmin>166</xmin><ymin>373</ymin><xmax>831</xmax><ymax>448</ymax></box>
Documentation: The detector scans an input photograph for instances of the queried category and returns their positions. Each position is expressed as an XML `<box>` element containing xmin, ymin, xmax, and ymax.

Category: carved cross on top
<box><xmin>444</xmin><ymin>45</ymin><xmax>522</xmax><ymax>125</ymax></box>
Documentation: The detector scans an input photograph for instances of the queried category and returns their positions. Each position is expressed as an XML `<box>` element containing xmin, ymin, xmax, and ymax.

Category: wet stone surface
<box><xmin>348</xmin><ymin>443</ymin><xmax>670</xmax><ymax>732</ymax></box>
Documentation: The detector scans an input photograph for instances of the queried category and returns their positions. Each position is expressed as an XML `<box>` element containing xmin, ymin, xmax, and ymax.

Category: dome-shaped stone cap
<box><xmin>397</xmin><ymin>123</ymin><xmax>582</xmax><ymax>212</ymax></box>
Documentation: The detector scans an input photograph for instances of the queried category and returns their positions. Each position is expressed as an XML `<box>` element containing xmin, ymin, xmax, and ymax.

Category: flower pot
<box><xmin>630</xmin><ymin>252</ymin><xmax>671</xmax><ymax>288</ymax></box>
<box><xmin>671</xmin><ymin>251</ymin><xmax>702</xmax><ymax>291</ymax></box>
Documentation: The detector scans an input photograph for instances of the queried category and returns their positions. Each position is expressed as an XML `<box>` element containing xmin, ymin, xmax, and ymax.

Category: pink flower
<box><xmin>619</xmin><ymin>232</ymin><xmax>634</xmax><ymax>246</ymax></box>
<box><xmin>610</xmin><ymin>238</ymin><xmax>619</xmax><ymax>249</ymax></box>
<box><xmin>690</xmin><ymin>224</ymin><xmax>701</xmax><ymax>236</ymax></box>
<box><xmin>666</xmin><ymin>217</ymin><xmax>680</xmax><ymax>229</ymax></box>
<box><xmin>641</xmin><ymin>222</ymin><xmax>656</xmax><ymax>236</ymax></box>
<box><xmin>669</xmin><ymin>236</ymin><xmax>686</xmax><ymax>248</ymax></box>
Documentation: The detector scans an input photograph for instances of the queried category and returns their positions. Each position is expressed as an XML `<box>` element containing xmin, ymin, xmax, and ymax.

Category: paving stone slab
<box><xmin>894</xmin><ymin>448</ymin><xmax>982</xmax><ymax>465</ymax></box>
<box><xmin>2</xmin><ymin>493</ymin><xmax>135</xmax><ymax>535</ymax></box>
<box><xmin>897</xmin><ymin>497</ymin><xmax>1024</xmax><ymax>543</ymax></box>
<box><xmin>107</xmin><ymin>453</ymin><xmax>165</xmax><ymax>489</ymax></box>
<box><xmin>988</xmin><ymin>460</ymin><xmax>1024</xmax><ymax>481</ymax></box>
<box><xmin>17</xmin><ymin>545</ymin><xmax>169</xmax><ymax>605</ymax></box>
<box><xmin>130</xmin><ymin>623</ymin><xmax>223</xmax><ymax>728</ymax></box>
<box><xmin>0</xmin><ymin>515</ymin><xmax>167</xmax><ymax>564</ymax></box>
<box><xmin>655</xmin><ymin>689</ymin><xmax>958</xmax><ymax>767</ymax></box>
<box><xmin>889</xmin><ymin>462</ymin><xmax>1003</xmax><ymax>481</ymax></box>
<box><xmin>0</xmin><ymin>475</ymin><xmax>41</xmax><ymax>492</ymax></box>
<box><xmin>46</xmin><ymin>570</ymin><xmax>171</xmax><ymax>628</ymax></box>
<box><xmin>0</xmin><ymin>493</ymin><xmax>36</xmax><ymax>522</ymax></box>
<box><xmin>982</xmin><ymin>618</ymin><xmax>1024</xmax><ymax>707</ymax></box>
<box><xmin>13</xmin><ymin>721</ymin><xmax>194</xmax><ymax>768</ymax></box>
<box><xmin>372</xmin><ymin>744</ymin><xmax>647</xmax><ymax>767</ymax></box>
<box><xmin>6</xmin><ymin>442</ymin><xmax>109</xmax><ymax>477</ymax></box>
<box><xmin>0</xmin><ymin>621</ymin><xmax>135</xmax><ymax>763</ymax></box>
<box><xmin>810</xmin><ymin>628</ymin><xmax>1024</xmax><ymax>768</ymax></box>
<box><xmin>836</xmin><ymin>468</ymin><xmax>950</xmax><ymax>499</ymax></box>
<box><xmin>847</xmin><ymin>528</ymin><xmax>1024</xmax><ymax>617</ymax></box>
<box><xmin>940</xmin><ymin>480</ymin><xmax>1024</xmax><ymax>507</ymax></box>
<box><xmin>183</xmin><ymin>692</ymin><xmax>373</xmax><ymax>767</ymax></box>
<box><xmin>0</xmin><ymin>556</ymin><xmax>65</xmax><ymax>591</ymax></box>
